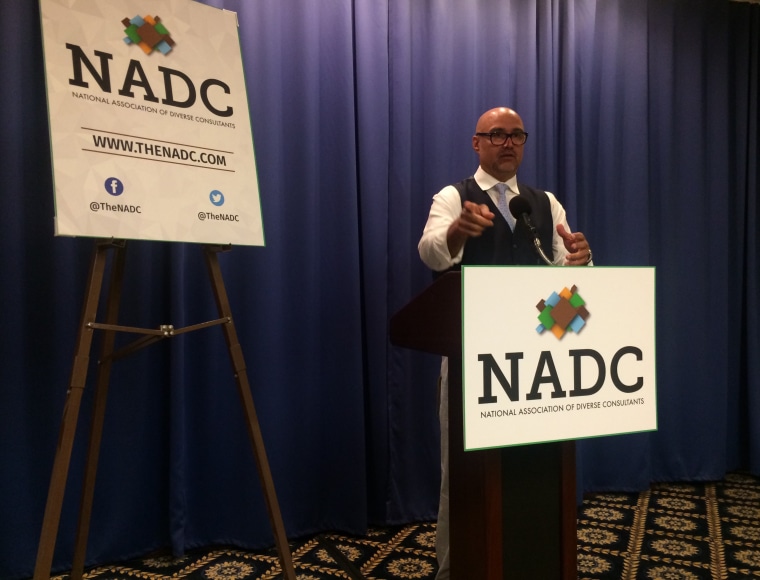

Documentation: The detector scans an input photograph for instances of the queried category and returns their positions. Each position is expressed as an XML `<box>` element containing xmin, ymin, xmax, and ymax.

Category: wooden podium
<box><xmin>390</xmin><ymin>272</ymin><xmax>577</xmax><ymax>579</ymax></box>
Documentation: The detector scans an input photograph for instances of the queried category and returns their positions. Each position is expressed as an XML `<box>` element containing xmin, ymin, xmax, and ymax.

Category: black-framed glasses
<box><xmin>475</xmin><ymin>131</ymin><xmax>529</xmax><ymax>146</ymax></box>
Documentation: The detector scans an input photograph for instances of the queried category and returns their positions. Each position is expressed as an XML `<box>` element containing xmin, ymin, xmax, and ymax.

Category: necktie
<box><xmin>494</xmin><ymin>183</ymin><xmax>516</xmax><ymax>231</ymax></box>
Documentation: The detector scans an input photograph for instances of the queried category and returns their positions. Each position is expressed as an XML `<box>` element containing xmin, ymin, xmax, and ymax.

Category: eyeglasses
<box><xmin>475</xmin><ymin>131</ymin><xmax>529</xmax><ymax>146</ymax></box>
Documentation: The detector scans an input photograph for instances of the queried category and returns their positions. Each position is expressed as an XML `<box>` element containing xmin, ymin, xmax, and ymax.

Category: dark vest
<box><xmin>444</xmin><ymin>177</ymin><xmax>555</xmax><ymax>271</ymax></box>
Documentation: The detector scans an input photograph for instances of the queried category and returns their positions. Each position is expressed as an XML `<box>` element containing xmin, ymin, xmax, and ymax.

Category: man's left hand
<box><xmin>556</xmin><ymin>224</ymin><xmax>592</xmax><ymax>266</ymax></box>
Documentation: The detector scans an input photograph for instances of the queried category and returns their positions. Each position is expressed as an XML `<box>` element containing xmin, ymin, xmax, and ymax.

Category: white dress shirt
<box><xmin>418</xmin><ymin>166</ymin><xmax>574</xmax><ymax>271</ymax></box>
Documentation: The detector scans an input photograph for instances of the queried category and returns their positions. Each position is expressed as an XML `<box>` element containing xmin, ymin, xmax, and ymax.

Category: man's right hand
<box><xmin>446</xmin><ymin>201</ymin><xmax>494</xmax><ymax>256</ymax></box>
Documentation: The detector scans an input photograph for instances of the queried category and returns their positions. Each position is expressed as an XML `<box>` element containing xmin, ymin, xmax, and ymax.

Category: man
<box><xmin>417</xmin><ymin>107</ymin><xmax>592</xmax><ymax>579</ymax></box>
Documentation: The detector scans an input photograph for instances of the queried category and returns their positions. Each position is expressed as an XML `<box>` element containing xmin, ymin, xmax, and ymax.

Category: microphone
<box><xmin>508</xmin><ymin>196</ymin><xmax>554</xmax><ymax>266</ymax></box>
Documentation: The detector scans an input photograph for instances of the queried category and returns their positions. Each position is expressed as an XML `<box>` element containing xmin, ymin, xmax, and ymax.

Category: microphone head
<box><xmin>508</xmin><ymin>195</ymin><xmax>532</xmax><ymax>219</ymax></box>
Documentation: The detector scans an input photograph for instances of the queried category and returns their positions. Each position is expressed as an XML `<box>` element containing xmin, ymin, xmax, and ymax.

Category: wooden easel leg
<box><xmin>70</xmin><ymin>242</ymin><xmax>127</xmax><ymax>579</ymax></box>
<box><xmin>33</xmin><ymin>240</ymin><xmax>114</xmax><ymax>580</ymax></box>
<box><xmin>204</xmin><ymin>246</ymin><xmax>297</xmax><ymax>580</ymax></box>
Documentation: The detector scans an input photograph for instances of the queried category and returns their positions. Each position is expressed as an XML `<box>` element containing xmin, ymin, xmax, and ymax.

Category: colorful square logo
<box><xmin>122</xmin><ymin>15</ymin><xmax>175</xmax><ymax>55</ymax></box>
<box><xmin>536</xmin><ymin>285</ymin><xmax>590</xmax><ymax>339</ymax></box>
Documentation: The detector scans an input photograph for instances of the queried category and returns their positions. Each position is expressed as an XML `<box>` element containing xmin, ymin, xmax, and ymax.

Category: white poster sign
<box><xmin>39</xmin><ymin>0</ymin><xmax>264</xmax><ymax>245</ymax></box>
<box><xmin>462</xmin><ymin>266</ymin><xmax>657</xmax><ymax>450</ymax></box>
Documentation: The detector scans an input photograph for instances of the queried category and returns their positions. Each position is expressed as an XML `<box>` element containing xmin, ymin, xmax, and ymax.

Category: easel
<box><xmin>33</xmin><ymin>239</ymin><xmax>296</xmax><ymax>580</ymax></box>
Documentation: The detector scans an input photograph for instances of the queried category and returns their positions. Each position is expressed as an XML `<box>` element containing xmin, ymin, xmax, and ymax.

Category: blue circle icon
<box><xmin>210</xmin><ymin>190</ymin><xmax>225</xmax><ymax>206</ymax></box>
<box><xmin>104</xmin><ymin>177</ymin><xmax>124</xmax><ymax>196</ymax></box>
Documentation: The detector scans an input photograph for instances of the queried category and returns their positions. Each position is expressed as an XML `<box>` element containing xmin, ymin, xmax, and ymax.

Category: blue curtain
<box><xmin>729</xmin><ymin>1</ymin><xmax>760</xmax><ymax>474</ymax></box>
<box><xmin>1</xmin><ymin>0</ymin><xmax>758</xmax><ymax>577</ymax></box>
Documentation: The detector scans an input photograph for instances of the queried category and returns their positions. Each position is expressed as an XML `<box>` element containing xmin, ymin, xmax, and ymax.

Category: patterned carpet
<box><xmin>46</xmin><ymin>472</ymin><xmax>760</xmax><ymax>579</ymax></box>
<box><xmin>50</xmin><ymin>524</ymin><xmax>438</xmax><ymax>580</ymax></box>
<box><xmin>578</xmin><ymin>471</ymin><xmax>760</xmax><ymax>579</ymax></box>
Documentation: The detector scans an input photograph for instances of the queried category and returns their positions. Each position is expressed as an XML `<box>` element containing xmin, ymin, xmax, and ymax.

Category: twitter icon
<box><xmin>209</xmin><ymin>190</ymin><xmax>225</xmax><ymax>206</ymax></box>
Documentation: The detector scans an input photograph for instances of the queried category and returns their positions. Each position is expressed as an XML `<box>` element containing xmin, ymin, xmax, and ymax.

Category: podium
<box><xmin>390</xmin><ymin>272</ymin><xmax>577</xmax><ymax>579</ymax></box>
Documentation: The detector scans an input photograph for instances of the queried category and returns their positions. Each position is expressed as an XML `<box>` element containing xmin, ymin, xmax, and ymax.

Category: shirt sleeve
<box><xmin>419</xmin><ymin>185</ymin><xmax>585</xmax><ymax>269</ymax></box>
<box><xmin>547</xmin><ymin>192</ymin><xmax>571</xmax><ymax>266</ymax></box>
<box><xmin>418</xmin><ymin>185</ymin><xmax>463</xmax><ymax>271</ymax></box>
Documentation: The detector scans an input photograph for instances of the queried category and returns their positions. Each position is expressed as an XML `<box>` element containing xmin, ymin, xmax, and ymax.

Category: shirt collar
<box><xmin>474</xmin><ymin>166</ymin><xmax>518</xmax><ymax>194</ymax></box>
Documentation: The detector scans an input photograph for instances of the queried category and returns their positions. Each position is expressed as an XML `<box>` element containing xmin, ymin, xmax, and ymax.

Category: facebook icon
<box><xmin>104</xmin><ymin>177</ymin><xmax>124</xmax><ymax>196</ymax></box>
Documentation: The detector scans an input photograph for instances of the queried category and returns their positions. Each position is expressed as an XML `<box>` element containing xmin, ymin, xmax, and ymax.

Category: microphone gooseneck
<box><xmin>508</xmin><ymin>196</ymin><xmax>554</xmax><ymax>266</ymax></box>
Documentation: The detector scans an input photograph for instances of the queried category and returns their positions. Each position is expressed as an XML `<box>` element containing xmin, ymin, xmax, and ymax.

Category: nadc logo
<box><xmin>62</xmin><ymin>12</ymin><xmax>234</xmax><ymax>118</ymax></box>
<box><xmin>535</xmin><ymin>285</ymin><xmax>590</xmax><ymax>339</ymax></box>
<box><xmin>475</xmin><ymin>282</ymin><xmax>645</xmax><ymax>406</ymax></box>
<box><xmin>122</xmin><ymin>15</ymin><xmax>175</xmax><ymax>55</ymax></box>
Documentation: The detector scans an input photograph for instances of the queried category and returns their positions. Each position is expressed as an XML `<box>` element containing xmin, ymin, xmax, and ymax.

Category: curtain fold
<box><xmin>1</xmin><ymin>0</ymin><xmax>758</xmax><ymax>578</ymax></box>
<box><xmin>728</xmin><ymin>2</ymin><xmax>760</xmax><ymax>473</ymax></box>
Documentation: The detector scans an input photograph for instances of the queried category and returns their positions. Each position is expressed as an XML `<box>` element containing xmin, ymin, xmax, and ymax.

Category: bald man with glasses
<box><xmin>418</xmin><ymin>107</ymin><xmax>593</xmax><ymax>579</ymax></box>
